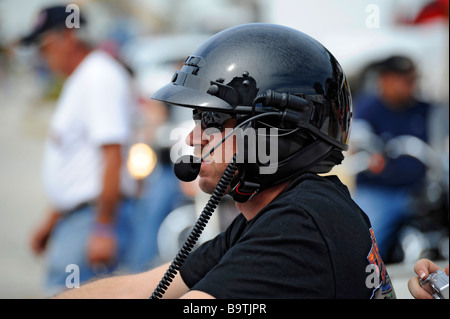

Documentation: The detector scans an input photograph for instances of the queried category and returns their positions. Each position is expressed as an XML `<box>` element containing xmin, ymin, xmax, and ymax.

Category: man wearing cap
<box><xmin>24</xmin><ymin>5</ymin><xmax>137</xmax><ymax>293</ymax></box>
<box><xmin>352</xmin><ymin>55</ymin><xmax>434</xmax><ymax>260</ymax></box>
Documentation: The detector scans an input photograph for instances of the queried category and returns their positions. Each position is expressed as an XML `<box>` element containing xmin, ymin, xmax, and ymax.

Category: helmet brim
<box><xmin>151</xmin><ymin>82</ymin><xmax>233</xmax><ymax>112</ymax></box>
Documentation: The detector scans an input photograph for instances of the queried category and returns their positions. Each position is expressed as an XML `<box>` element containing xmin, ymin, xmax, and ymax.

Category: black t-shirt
<box><xmin>180</xmin><ymin>173</ymin><xmax>395</xmax><ymax>299</ymax></box>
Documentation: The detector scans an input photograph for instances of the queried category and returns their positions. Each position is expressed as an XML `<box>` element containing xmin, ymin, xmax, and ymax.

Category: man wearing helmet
<box><xmin>54</xmin><ymin>23</ymin><xmax>395</xmax><ymax>299</ymax></box>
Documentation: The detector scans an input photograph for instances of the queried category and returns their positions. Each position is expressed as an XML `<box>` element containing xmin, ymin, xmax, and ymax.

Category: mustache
<box><xmin>193</xmin><ymin>145</ymin><xmax>216</xmax><ymax>163</ymax></box>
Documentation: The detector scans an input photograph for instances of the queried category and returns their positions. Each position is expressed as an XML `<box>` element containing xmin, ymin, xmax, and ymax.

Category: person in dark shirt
<box><xmin>353</xmin><ymin>56</ymin><xmax>432</xmax><ymax>260</ymax></box>
<box><xmin>53</xmin><ymin>23</ymin><xmax>395</xmax><ymax>299</ymax></box>
<box><xmin>180</xmin><ymin>173</ymin><xmax>392</xmax><ymax>299</ymax></box>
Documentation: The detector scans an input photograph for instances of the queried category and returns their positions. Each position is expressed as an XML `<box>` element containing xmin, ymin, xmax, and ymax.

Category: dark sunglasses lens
<box><xmin>192</xmin><ymin>110</ymin><xmax>231</xmax><ymax>130</ymax></box>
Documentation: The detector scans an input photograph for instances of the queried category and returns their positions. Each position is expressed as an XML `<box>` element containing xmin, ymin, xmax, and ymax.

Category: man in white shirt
<box><xmin>23</xmin><ymin>6</ymin><xmax>137</xmax><ymax>293</ymax></box>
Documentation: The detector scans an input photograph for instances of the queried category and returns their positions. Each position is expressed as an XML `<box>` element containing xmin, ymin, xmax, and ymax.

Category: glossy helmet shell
<box><xmin>152</xmin><ymin>23</ymin><xmax>352</xmax><ymax>151</ymax></box>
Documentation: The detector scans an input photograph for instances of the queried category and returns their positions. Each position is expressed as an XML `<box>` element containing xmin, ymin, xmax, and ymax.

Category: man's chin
<box><xmin>197</xmin><ymin>162</ymin><xmax>237</xmax><ymax>195</ymax></box>
<box><xmin>198</xmin><ymin>178</ymin><xmax>216</xmax><ymax>195</ymax></box>
<box><xmin>198</xmin><ymin>177</ymin><xmax>234</xmax><ymax>196</ymax></box>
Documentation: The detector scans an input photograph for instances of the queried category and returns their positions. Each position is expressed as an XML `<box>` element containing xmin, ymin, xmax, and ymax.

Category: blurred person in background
<box><xmin>22</xmin><ymin>5</ymin><xmax>138</xmax><ymax>294</ymax></box>
<box><xmin>352</xmin><ymin>55</ymin><xmax>444</xmax><ymax>261</ymax></box>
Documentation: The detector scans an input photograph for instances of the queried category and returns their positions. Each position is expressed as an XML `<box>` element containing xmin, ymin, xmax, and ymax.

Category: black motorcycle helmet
<box><xmin>152</xmin><ymin>23</ymin><xmax>352</xmax><ymax>202</ymax></box>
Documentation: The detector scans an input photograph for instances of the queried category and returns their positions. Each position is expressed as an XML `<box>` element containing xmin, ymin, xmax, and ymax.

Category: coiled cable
<box><xmin>150</xmin><ymin>155</ymin><xmax>238</xmax><ymax>299</ymax></box>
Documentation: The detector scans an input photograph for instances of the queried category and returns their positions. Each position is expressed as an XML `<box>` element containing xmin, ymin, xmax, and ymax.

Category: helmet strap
<box><xmin>229</xmin><ymin>139</ymin><xmax>334</xmax><ymax>203</ymax></box>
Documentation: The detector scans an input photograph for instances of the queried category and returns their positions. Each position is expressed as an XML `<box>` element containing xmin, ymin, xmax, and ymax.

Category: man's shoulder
<box><xmin>78</xmin><ymin>50</ymin><xmax>130</xmax><ymax>81</ymax></box>
<box><xmin>354</xmin><ymin>94</ymin><xmax>383</xmax><ymax>113</ymax></box>
<box><xmin>263</xmin><ymin>173</ymin><xmax>358</xmax><ymax>224</ymax></box>
<box><xmin>255</xmin><ymin>175</ymin><xmax>339</xmax><ymax>218</ymax></box>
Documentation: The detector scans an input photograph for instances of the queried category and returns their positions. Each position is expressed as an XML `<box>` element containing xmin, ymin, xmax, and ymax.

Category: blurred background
<box><xmin>0</xmin><ymin>0</ymin><xmax>448</xmax><ymax>298</ymax></box>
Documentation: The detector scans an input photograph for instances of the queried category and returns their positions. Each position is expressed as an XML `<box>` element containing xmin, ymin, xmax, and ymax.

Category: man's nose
<box><xmin>185</xmin><ymin>123</ymin><xmax>204</xmax><ymax>147</ymax></box>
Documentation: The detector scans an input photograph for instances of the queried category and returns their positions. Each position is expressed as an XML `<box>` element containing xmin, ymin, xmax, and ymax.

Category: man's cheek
<box><xmin>202</xmin><ymin>129</ymin><xmax>222</xmax><ymax>161</ymax></box>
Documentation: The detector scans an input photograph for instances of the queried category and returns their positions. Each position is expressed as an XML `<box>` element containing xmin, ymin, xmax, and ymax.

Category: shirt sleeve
<box><xmin>181</xmin><ymin>207</ymin><xmax>335</xmax><ymax>299</ymax></box>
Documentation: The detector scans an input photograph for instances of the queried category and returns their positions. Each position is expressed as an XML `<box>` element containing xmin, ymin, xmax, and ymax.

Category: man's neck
<box><xmin>65</xmin><ymin>45</ymin><xmax>91</xmax><ymax>76</ymax></box>
<box><xmin>235</xmin><ymin>181</ymin><xmax>291</xmax><ymax>221</ymax></box>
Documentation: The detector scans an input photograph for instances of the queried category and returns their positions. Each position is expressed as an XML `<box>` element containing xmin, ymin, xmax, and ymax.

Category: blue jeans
<box><xmin>354</xmin><ymin>185</ymin><xmax>414</xmax><ymax>260</ymax></box>
<box><xmin>45</xmin><ymin>199</ymin><xmax>134</xmax><ymax>294</ymax></box>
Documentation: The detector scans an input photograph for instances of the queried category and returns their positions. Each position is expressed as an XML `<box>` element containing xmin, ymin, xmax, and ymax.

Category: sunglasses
<box><xmin>192</xmin><ymin>110</ymin><xmax>233</xmax><ymax>131</ymax></box>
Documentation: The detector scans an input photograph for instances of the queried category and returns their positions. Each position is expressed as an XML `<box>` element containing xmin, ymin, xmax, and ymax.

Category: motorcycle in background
<box><xmin>343</xmin><ymin>120</ymin><xmax>449</xmax><ymax>264</ymax></box>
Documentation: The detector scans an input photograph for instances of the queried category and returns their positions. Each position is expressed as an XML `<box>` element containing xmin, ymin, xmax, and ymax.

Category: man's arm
<box><xmin>181</xmin><ymin>290</ymin><xmax>215</xmax><ymax>299</ymax></box>
<box><xmin>53</xmin><ymin>262</ymin><xmax>190</xmax><ymax>299</ymax></box>
<box><xmin>29</xmin><ymin>209</ymin><xmax>61</xmax><ymax>255</ymax></box>
<box><xmin>97</xmin><ymin>144</ymin><xmax>122</xmax><ymax>225</ymax></box>
<box><xmin>88</xmin><ymin>144</ymin><xmax>122</xmax><ymax>264</ymax></box>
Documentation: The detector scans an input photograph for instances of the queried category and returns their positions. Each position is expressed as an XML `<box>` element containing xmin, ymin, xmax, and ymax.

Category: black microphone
<box><xmin>173</xmin><ymin>155</ymin><xmax>201</xmax><ymax>182</ymax></box>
